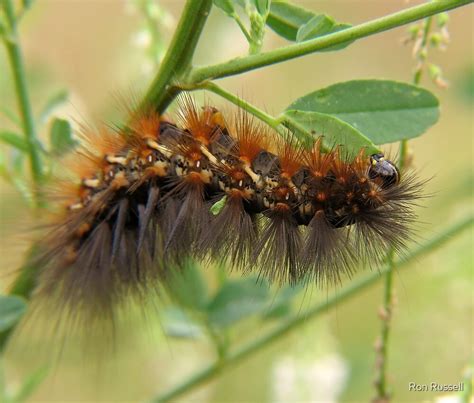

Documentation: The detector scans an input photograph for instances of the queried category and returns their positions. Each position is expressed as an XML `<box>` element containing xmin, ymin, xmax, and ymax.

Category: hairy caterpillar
<box><xmin>26</xmin><ymin>95</ymin><xmax>422</xmax><ymax>319</ymax></box>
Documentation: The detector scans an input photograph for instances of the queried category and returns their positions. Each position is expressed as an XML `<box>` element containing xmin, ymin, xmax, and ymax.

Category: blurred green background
<box><xmin>0</xmin><ymin>1</ymin><xmax>472</xmax><ymax>402</ymax></box>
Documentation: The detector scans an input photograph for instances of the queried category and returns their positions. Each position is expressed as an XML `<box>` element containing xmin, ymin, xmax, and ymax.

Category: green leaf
<box><xmin>49</xmin><ymin>118</ymin><xmax>75</xmax><ymax>155</ymax></box>
<box><xmin>162</xmin><ymin>307</ymin><xmax>203</xmax><ymax>339</ymax></box>
<box><xmin>0</xmin><ymin>296</ymin><xmax>27</xmax><ymax>332</ymax></box>
<box><xmin>207</xmin><ymin>278</ymin><xmax>269</xmax><ymax>328</ymax></box>
<box><xmin>10</xmin><ymin>366</ymin><xmax>49</xmax><ymax>403</ymax></box>
<box><xmin>285</xmin><ymin>80</ymin><xmax>440</xmax><ymax>145</ymax></box>
<box><xmin>39</xmin><ymin>90</ymin><xmax>68</xmax><ymax>124</ymax></box>
<box><xmin>282</xmin><ymin>110</ymin><xmax>380</xmax><ymax>155</ymax></box>
<box><xmin>266</xmin><ymin>1</ymin><xmax>314</xmax><ymax>41</ymax></box>
<box><xmin>167</xmin><ymin>260</ymin><xmax>208</xmax><ymax>311</ymax></box>
<box><xmin>296</xmin><ymin>14</ymin><xmax>334</xmax><ymax>42</ymax></box>
<box><xmin>297</xmin><ymin>17</ymin><xmax>354</xmax><ymax>51</ymax></box>
<box><xmin>255</xmin><ymin>0</ymin><xmax>271</xmax><ymax>16</ymax></box>
<box><xmin>213</xmin><ymin>0</ymin><xmax>235</xmax><ymax>15</ymax></box>
<box><xmin>210</xmin><ymin>196</ymin><xmax>227</xmax><ymax>215</ymax></box>
<box><xmin>0</xmin><ymin>132</ymin><xmax>28</xmax><ymax>152</ymax></box>
<box><xmin>267</xmin><ymin>2</ymin><xmax>353</xmax><ymax>50</ymax></box>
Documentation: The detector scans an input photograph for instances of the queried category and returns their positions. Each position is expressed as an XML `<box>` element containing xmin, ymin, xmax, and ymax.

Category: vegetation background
<box><xmin>0</xmin><ymin>0</ymin><xmax>472</xmax><ymax>402</ymax></box>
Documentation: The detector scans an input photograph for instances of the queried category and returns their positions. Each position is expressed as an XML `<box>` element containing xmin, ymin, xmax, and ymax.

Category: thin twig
<box><xmin>374</xmin><ymin>15</ymin><xmax>435</xmax><ymax>400</ymax></box>
<box><xmin>190</xmin><ymin>82</ymin><xmax>281</xmax><ymax>129</ymax></box>
<box><xmin>2</xmin><ymin>0</ymin><xmax>43</xmax><ymax>205</ymax></box>
<box><xmin>187</xmin><ymin>0</ymin><xmax>469</xmax><ymax>83</ymax></box>
<box><xmin>140</xmin><ymin>0</ymin><xmax>213</xmax><ymax>113</ymax></box>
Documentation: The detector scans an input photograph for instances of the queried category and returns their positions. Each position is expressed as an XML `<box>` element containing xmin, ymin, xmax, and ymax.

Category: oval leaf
<box><xmin>49</xmin><ymin>118</ymin><xmax>75</xmax><ymax>155</ymax></box>
<box><xmin>163</xmin><ymin>307</ymin><xmax>203</xmax><ymax>339</ymax></box>
<box><xmin>0</xmin><ymin>295</ymin><xmax>27</xmax><ymax>332</ymax></box>
<box><xmin>282</xmin><ymin>110</ymin><xmax>380</xmax><ymax>156</ymax></box>
<box><xmin>255</xmin><ymin>0</ymin><xmax>271</xmax><ymax>17</ymax></box>
<box><xmin>298</xmin><ymin>19</ymin><xmax>353</xmax><ymax>51</ymax></box>
<box><xmin>168</xmin><ymin>260</ymin><xmax>208</xmax><ymax>311</ymax></box>
<box><xmin>266</xmin><ymin>1</ymin><xmax>314</xmax><ymax>41</ymax></box>
<box><xmin>296</xmin><ymin>14</ymin><xmax>335</xmax><ymax>42</ymax></box>
<box><xmin>267</xmin><ymin>0</ymin><xmax>351</xmax><ymax>50</ymax></box>
<box><xmin>286</xmin><ymin>80</ymin><xmax>440</xmax><ymax>144</ymax></box>
<box><xmin>213</xmin><ymin>0</ymin><xmax>235</xmax><ymax>15</ymax></box>
<box><xmin>207</xmin><ymin>278</ymin><xmax>269</xmax><ymax>328</ymax></box>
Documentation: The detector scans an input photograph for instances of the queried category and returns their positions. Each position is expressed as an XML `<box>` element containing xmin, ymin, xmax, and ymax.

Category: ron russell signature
<box><xmin>408</xmin><ymin>382</ymin><xmax>465</xmax><ymax>392</ymax></box>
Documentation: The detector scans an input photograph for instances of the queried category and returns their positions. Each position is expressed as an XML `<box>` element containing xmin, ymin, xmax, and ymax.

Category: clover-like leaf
<box><xmin>49</xmin><ymin>118</ymin><xmax>75</xmax><ymax>155</ymax></box>
<box><xmin>267</xmin><ymin>0</ymin><xmax>352</xmax><ymax>51</ymax></box>
<box><xmin>207</xmin><ymin>278</ymin><xmax>269</xmax><ymax>328</ymax></box>
<box><xmin>285</xmin><ymin>79</ymin><xmax>439</xmax><ymax>146</ymax></box>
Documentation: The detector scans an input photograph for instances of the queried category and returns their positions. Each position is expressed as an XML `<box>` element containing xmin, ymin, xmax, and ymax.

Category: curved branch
<box><xmin>141</xmin><ymin>0</ymin><xmax>213</xmax><ymax>113</ymax></box>
<box><xmin>188</xmin><ymin>0</ymin><xmax>471</xmax><ymax>83</ymax></box>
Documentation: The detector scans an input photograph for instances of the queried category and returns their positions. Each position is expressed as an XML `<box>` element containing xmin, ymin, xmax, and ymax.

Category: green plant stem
<box><xmin>191</xmin><ymin>81</ymin><xmax>281</xmax><ymax>129</ymax></box>
<box><xmin>2</xmin><ymin>0</ymin><xmax>43</xmax><ymax>202</ymax></box>
<box><xmin>140</xmin><ymin>0</ymin><xmax>213</xmax><ymax>113</ymax></box>
<box><xmin>0</xmin><ymin>247</ymin><xmax>39</xmax><ymax>351</ymax></box>
<box><xmin>374</xmin><ymin>249</ymin><xmax>396</xmax><ymax>400</ymax></box>
<box><xmin>413</xmin><ymin>16</ymin><xmax>434</xmax><ymax>85</ymax></box>
<box><xmin>374</xmin><ymin>15</ymin><xmax>436</xmax><ymax>399</ymax></box>
<box><xmin>401</xmin><ymin>16</ymin><xmax>434</xmax><ymax>167</ymax></box>
<box><xmin>188</xmin><ymin>0</ymin><xmax>470</xmax><ymax>84</ymax></box>
<box><xmin>232</xmin><ymin>13</ymin><xmax>252</xmax><ymax>43</ymax></box>
<box><xmin>150</xmin><ymin>216</ymin><xmax>473</xmax><ymax>403</ymax></box>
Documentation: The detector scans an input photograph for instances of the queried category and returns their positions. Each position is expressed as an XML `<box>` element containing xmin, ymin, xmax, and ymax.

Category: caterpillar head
<box><xmin>369</xmin><ymin>153</ymin><xmax>400</xmax><ymax>189</ymax></box>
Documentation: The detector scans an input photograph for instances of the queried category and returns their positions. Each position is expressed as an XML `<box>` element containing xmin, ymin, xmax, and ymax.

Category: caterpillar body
<box><xmin>29</xmin><ymin>96</ymin><xmax>421</xmax><ymax>318</ymax></box>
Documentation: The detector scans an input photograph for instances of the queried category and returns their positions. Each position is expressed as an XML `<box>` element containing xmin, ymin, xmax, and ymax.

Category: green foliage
<box><xmin>168</xmin><ymin>260</ymin><xmax>209</xmax><ymax>311</ymax></box>
<box><xmin>163</xmin><ymin>307</ymin><xmax>204</xmax><ymax>339</ymax></box>
<box><xmin>265</xmin><ymin>1</ymin><xmax>314</xmax><ymax>40</ymax></box>
<box><xmin>49</xmin><ymin>118</ymin><xmax>75</xmax><ymax>156</ymax></box>
<box><xmin>284</xmin><ymin>80</ymin><xmax>439</xmax><ymax>146</ymax></box>
<box><xmin>206</xmin><ymin>278</ymin><xmax>270</xmax><ymax>328</ymax></box>
<box><xmin>266</xmin><ymin>0</ymin><xmax>353</xmax><ymax>51</ymax></box>
<box><xmin>283</xmin><ymin>110</ymin><xmax>380</xmax><ymax>155</ymax></box>
<box><xmin>213</xmin><ymin>0</ymin><xmax>234</xmax><ymax>15</ymax></box>
<box><xmin>166</xmin><ymin>261</ymin><xmax>303</xmax><ymax>339</ymax></box>
<box><xmin>213</xmin><ymin>0</ymin><xmax>270</xmax><ymax>53</ymax></box>
<box><xmin>210</xmin><ymin>196</ymin><xmax>227</xmax><ymax>215</ymax></box>
<box><xmin>0</xmin><ymin>296</ymin><xmax>27</xmax><ymax>332</ymax></box>
<box><xmin>0</xmin><ymin>131</ymin><xmax>28</xmax><ymax>152</ymax></box>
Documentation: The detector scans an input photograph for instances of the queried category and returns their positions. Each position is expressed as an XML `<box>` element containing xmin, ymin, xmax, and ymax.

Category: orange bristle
<box><xmin>128</xmin><ymin>108</ymin><xmax>161</xmax><ymax>141</ymax></box>
<box><xmin>303</xmin><ymin>138</ymin><xmax>334</xmax><ymax>179</ymax></box>
<box><xmin>276</xmin><ymin>134</ymin><xmax>303</xmax><ymax>178</ymax></box>
<box><xmin>176</xmin><ymin>94</ymin><xmax>222</xmax><ymax>146</ymax></box>
<box><xmin>231</xmin><ymin>109</ymin><xmax>269</xmax><ymax>164</ymax></box>
<box><xmin>62</xmin><ymin>151</ymin><xmax>102</xmax><ymax>181</ymax></box>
